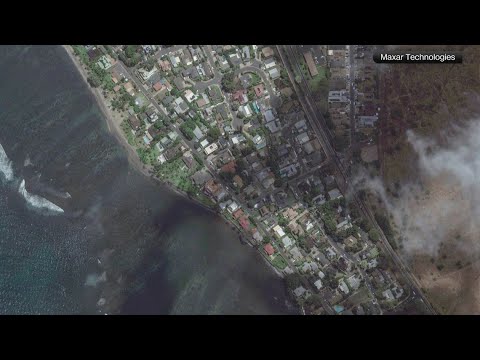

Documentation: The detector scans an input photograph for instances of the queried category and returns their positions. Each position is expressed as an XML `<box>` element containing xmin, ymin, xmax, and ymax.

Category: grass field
<box><xmin>271</xmin><ymin>254</ymin><xmax>288</xmax><ymax>270</ymax></box>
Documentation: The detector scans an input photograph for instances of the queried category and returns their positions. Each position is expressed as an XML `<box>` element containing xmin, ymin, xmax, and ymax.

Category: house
<box><xmin>228</xmin><ymin>53</ymin><xmax>242</xmax><ymax>66</ymax></box>
<box><xmin>221</xmin><ymin>160</ymin><xmax>236</xmax><ymax>174</ymax></box>
<box><xmin>196</xmin><ymin>94</ymin><xmax>210</xmax><ymax>108</ymax></box>
<box><xmin>128</xmin><ymin>115</ymin><xmax>141</xmax><ymax>131</ymax></box>
<box><xmin>382</xmin><ymin>289</ymin><xmax>395</xmax><ymax>301</ymax></box>
<box><xmin>303</xmin><ymin>52</ymin><xmax>319</xmax><ymax>77</ymax></box>
<box><xmin>192</xmin><ymin>169</ymin><xmax>213</xmax><ymax>186</ymax></box>
<box><xmin>97</xmin><ymin>54</ymin><xmax>114</xmax><ymax>70</ymax></box>
<box><xmin>314</xmin><ymin>279</ymin><xmax>323</xmax><ymax>290</ymax></box>
<box><xmin>173</xmin><ymin>97</ymin><xmax>188</xmax><ymax>115</ymax></box>
<box><xmin>238</xmin><ymin>216</ymin><xmax>251</xmax><ymax>232</ymax></box>
<box><xmin>281</xmin><ymin>236</ymin><xmax>293</xmax><ymax>249</ymax></box>
<box><xmin>204</xmin><ymin>179</ymin><xmax>226</xmax><ymax>202</ymax></box>
<box><xmin>123</xmin><ymin>82</ymin><xmax>135</xmax><ymax>96</ymax></box>
<box><xmin>182</xmin><ymin>152</ymin><xmax>196</xmax><ymax>171</ymax></box>
<box><xmin>174</xmin><ymin>77</ymin><xmax>187</xmax><ymax>91</ymax></box>
<box><xmin>338</xmin><ymin>280</ymin><xmax>350</xmax><ymax>295</ymax></box>
<box><xmin>227</xmin><ymin>201</ymin><xmax>239</xmax><ymax>214</ymax></box>
<box><xmin>268</xmin><ymin>67</ymin><xmax>280</xmax><ymax>80</ymax></box>
<box><xmin>293</xmin><ymin>286</ymin><xmax>307</xmax><ymax>298</ymax></box>
<box><xmin>328</xmin><ymin>188</ymin><xmax>343</xmax><ymax>200</ymax></box>
<box><xmin>264</xmin><ymin>109</ymin><xmax>276</xmax><ymax>123</ymax></box>
<box><xmin>232</xmin><ymin>208</ymin><xmax>245</xmax><ymax>220</ymax></box>
<box><xmin>252</xmin><ymin>229</ymin><xmax>263</xmax><ymax>243</ymax></box>
<box><xmin>146</xmin><ymin>108</ymin><xmax>159</xmax><ymax>123</ymax></box>
<box><xmin>273</xmin><ymin>225</ymin><xmax>286</xmax><ymax>239</ymax></box>
<box><xmin>239</xmin><ymin>104</ymin><xmax>252</xmax><ymax>118</ymax></box>
<box><xmin>182</xmin><ymin>50</ymin><xmax>193</xmax><ymax>66</ymax></box>
<box><xmin>254</xmin><ymin>84</ymin><xmax>265</xmax><ymax>97</ymax></box>
<box><xmin>204</xmin><ymin>142</ymin><xmax>218</xmax><ymax>155</ymax></box>
<box><xmin>158</xmin><ymin>59</ymin><xmax>171</xmax><ymax>72</ymax></box>
<box><xmin>328</xmin><ymin>90</ymin><xmax>349</xmax><ymax>103</ymax></box>
<box><xmin>261</xmin><ymin>47</ymin><xmax>274</xmax><ymax>58</ymax></box>
<box><xmin>289</xmin><ymin>246</ymin><xmax>303</xmax><ymax>262</ymax></box>
<box><xmin>203</xmin><ymin>61</ymin><xmax>213</xmax><ymax>78</ymax></box>
<box><xmin>242</xmin><ymin>46</ymin><xmax>251</xmax><ymax>60</ymax></box>
<box><xmin>139</xmin><ymin>67</ymin><xmax>158</xmax><ymax>82</ymax></box>
<box><xmin>193</xmin><ymin>126</ymin><xmax>204</xmax><ymax>141</ymax></box>
<box><xmin>264</xmin><ymin>243</ymin><xmax>275</xmax><ymax>256</ymax></box>
<box><xmin>233</xmin><ymin>175</ymin><xmax>244</xmax><ymax>188</ymax></box>
<box><xmin>184</xmin><ymin>89</ymin><xmax>196</xmax><ymax>103</ymax></box>
<box><xmin>358</xmin><ymin>115</ymin><xmax>378</xmax><ymax>128</ymax></box>
<box><xmin>346</xmin><ymin>275</ymin><xmax>361</xmax><ymax>291</ymax></box>
<box><xmin>87</xmin><ymin>47</ymin><xmax>103</xmax><ymax>62</ymax></box>
<box><xmin>264</xmin><ymin>58</ymin><xmax>276</xmax><ymax>69</ymax></box>
<box><xmin>296</xmin><ymin>132</ymin><xmax>310</xmax><ymax>145</ymax></box>
<box><xmin>153</xmin><ymin>81</ymin><xmax>164</xmax><ymax>92</ymax></box>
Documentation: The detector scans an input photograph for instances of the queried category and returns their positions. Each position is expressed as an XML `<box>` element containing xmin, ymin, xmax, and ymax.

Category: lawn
<box><xmin>271</xmin><ymin>254</ymin><xmax>288</xmax><ymax>270</ymax></box>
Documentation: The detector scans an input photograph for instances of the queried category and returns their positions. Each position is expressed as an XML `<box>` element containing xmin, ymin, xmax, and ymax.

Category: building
<box><xmin>128</xmin><ymin>115</ymin><xmax>141</xmax><ymax>131</ymax></box>
<box><xmin>264</xmin><ymin>243</ymin><xmax>275</xmax><ymax>256</ymax></box>
<box><xmin>358</xmin><ymin>115</ymin><xmax>378</xmax><ymax>128</ymax></box>
<box><xmin>273</xmin><ymin>225</ymin><xmax>286</xmax><ymax>239</ymax></box>
<box><xmin>281</xmin><ymin>236</ymin><xmax>293</xmax><ymax>249</ymax></box>
<box><xmin>254</xmin><ymin>84</ymin><xmax>264</xmax><ymax>97</ymax></box>
<box><xmin>192</xmin><ymin>169</ymin><xmax>212</xmax><ymax>186</ymax></box>
<box><xmin>293</xmin><ymin>286</ymin><xmax>307</xmax><ymax>298</ymax></box>
<box><xmin>328</xmin><ymin>90</ymin><xmax>349</xmax><ymax>103</ymax></box>
<box><xmin>328</xmin><ymin>188</ymin><xmax>343</xmax><ymax>200</ymax></box>
<box><xmin>303</xmin><ymin>52</ymin><xmax>318</xmax><ymax>77</ymax></box>
<box><xmin>204</xmin><ymin>143</ymin><xmax>218</xmax><ymax>156</ymax></box>
<box><xmin>261</xmin><ymin>47</ymin><xmax>274</xmax><ymax>58</ymax></box>
<box><xmin>268</xmin><ymin>67</ymin><xmax>280</xmax><ymax>80</ymax></box>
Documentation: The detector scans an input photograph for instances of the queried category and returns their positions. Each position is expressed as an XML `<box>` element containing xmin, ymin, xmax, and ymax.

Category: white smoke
<box><xmin>353</xmin><ymin>119</ymin><xmax>480</xmax><ymax>257</ymax></box>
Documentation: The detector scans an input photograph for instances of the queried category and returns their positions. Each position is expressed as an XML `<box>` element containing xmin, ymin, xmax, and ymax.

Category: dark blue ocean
<box><xmin>0</xmin><ymin>45</ymin><xmax>297</xmax><ymax>315</ymax></box>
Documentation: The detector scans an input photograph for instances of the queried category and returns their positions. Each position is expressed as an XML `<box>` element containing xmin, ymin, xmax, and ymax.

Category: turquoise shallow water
<box><xmin>0</xmin><ymin>45</ymin><xmax>298</xmax><ymax>314</ymax></box>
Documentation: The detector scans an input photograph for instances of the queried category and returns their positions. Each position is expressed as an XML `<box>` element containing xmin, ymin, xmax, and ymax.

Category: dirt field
<box><xmin>377</xmin><ymin>46</ymin><xmax>480</xmax><ymax>314</ymax></box>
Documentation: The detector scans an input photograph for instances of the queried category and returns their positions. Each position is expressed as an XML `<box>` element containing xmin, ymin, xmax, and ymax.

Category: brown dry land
<box><xmin>377</xmin><ymin>45</ymin><xmax>480</xmax><ymax>314</ymax></box>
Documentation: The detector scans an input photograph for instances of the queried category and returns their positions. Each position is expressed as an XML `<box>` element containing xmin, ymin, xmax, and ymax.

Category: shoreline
<box><xmin>62</xmin><ymin>45</ymin><xmax>286</xmax><ymax>282</ymax></box>
<box><xmin>62</xmin><ymin>45</ymin><xmax>218</xmax><ymax>215</ymax></box>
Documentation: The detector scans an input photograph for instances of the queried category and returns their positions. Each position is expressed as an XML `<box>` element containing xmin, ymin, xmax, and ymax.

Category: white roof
<box><xmin>281</xmin><ymin>236</ymin><xmax>293</xmax><ymax>248</ymax></box>
<box><xmin>273</xmin><ymin>225</ymin><xmax>286</xmax><ymax>238</ymax></box>
<box><xmin>314</xmin><ymin>279</ymin><xmax>323</xmax><ymax>290</ymax></box>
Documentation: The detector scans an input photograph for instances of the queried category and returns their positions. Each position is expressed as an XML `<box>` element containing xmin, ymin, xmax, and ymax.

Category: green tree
<box><xmin>207</xmin><ymin>127</ymin><xmax>221</xmax><ymax>142</ymax></box>
<box><xmin>368</xmin><ymin>228</ymin><xmax>380</xmax><ymax>242</ymax></box>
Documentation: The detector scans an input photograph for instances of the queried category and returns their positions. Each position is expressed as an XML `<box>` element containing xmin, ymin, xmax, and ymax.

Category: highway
<box><xmin>277</xmin><ymin>45</ymin><xmax>436</xmax><ymax>315</ymax></box>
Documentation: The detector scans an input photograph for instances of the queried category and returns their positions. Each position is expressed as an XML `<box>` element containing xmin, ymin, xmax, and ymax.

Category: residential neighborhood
<box><xmin>71</xmin><ymin>44</ymin><xmax>414</xmax><ymax>315</ymax></box>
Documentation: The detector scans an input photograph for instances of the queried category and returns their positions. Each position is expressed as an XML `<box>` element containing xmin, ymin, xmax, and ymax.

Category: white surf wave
<box><xmin>0</xmin><ymin>143</ymin><xmax>14</xmax><ymax>181</ymax></box>
<box><xmin>18</xmin><ymin>179</ymin><xmax>64</xmax><ymax>213</ymax></box>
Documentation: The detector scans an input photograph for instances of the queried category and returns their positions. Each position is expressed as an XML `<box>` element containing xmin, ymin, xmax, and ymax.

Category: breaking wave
<box><xmin>18</xmin><ymin>179</ymin><xmax>64</xmax><ymax>213</ymax></box>
<box><xmin>0</xmin><ymin>143</ymin><xmax>14</xmax><ymax>181</ymax></box>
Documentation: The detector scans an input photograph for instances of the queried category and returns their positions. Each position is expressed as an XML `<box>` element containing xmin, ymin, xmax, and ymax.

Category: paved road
<box><xmin>234</xmin><ymin>65</ymin><xmax>282</xmax><ymax>110</ymax></box>
<box><xmin>277</xmin><ymin>45</ymin><xmax>436</xmax><ymax>315</ymax></box>
<box><xmin>348</xmin><ymin>46</ymin><xmax>356</xmax><ymax>147</ymax></box>
<box><xmin>117</xmin><ymin>55</ymin><xmax>330</xmax><ymax>314</ymax></box>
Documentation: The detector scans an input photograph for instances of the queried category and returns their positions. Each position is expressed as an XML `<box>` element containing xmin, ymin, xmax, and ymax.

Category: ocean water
<box><xmin>0</xmin><ymin>45</ymin><xmax>297</xmax><ymax>314</ymax></box>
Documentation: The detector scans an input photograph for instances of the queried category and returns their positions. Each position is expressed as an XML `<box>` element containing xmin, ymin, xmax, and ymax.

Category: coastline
<box><xmin>62</xmin><ymin>45</ymin><xmax>218</xmax><ymax>214</ymax></box>
<box><xmin>62</xmin><ymin>45</ymin><xmax>286</xmax><ymax>281</ymax></box>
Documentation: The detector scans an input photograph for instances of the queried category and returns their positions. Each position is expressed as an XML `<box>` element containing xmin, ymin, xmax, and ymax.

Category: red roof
<box><xmin>153</xmin><ymin>82</ymin><xmax>163</xmax><ymax>92</ymax></box>
<box><xmin>232</xmin><ymin>90</ymin><xmax>246</xmax><ymax>102</ymax></box>
<box><xmin>239</xmin><ymin>216</ymin><xmax>250</xmax><ymax>231</ymax></box>
<box><xmin>264</xmin><ymin>243</ymin><xmax>275</xmax><ymax>256</ymax></box>
<box><xmin>232</xmin><ymin>208</ymin><xmax>244</xmax><ymax>220</ymax></box>
<box><xmin>221</xmin><ymin>160</ymin><xmax>236</xmax><ymax>174</ymax></box>
<box><xmin>254</xmin><ymin>84</ymin><xmax>264</xmax><ymax>97</ymax></box>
